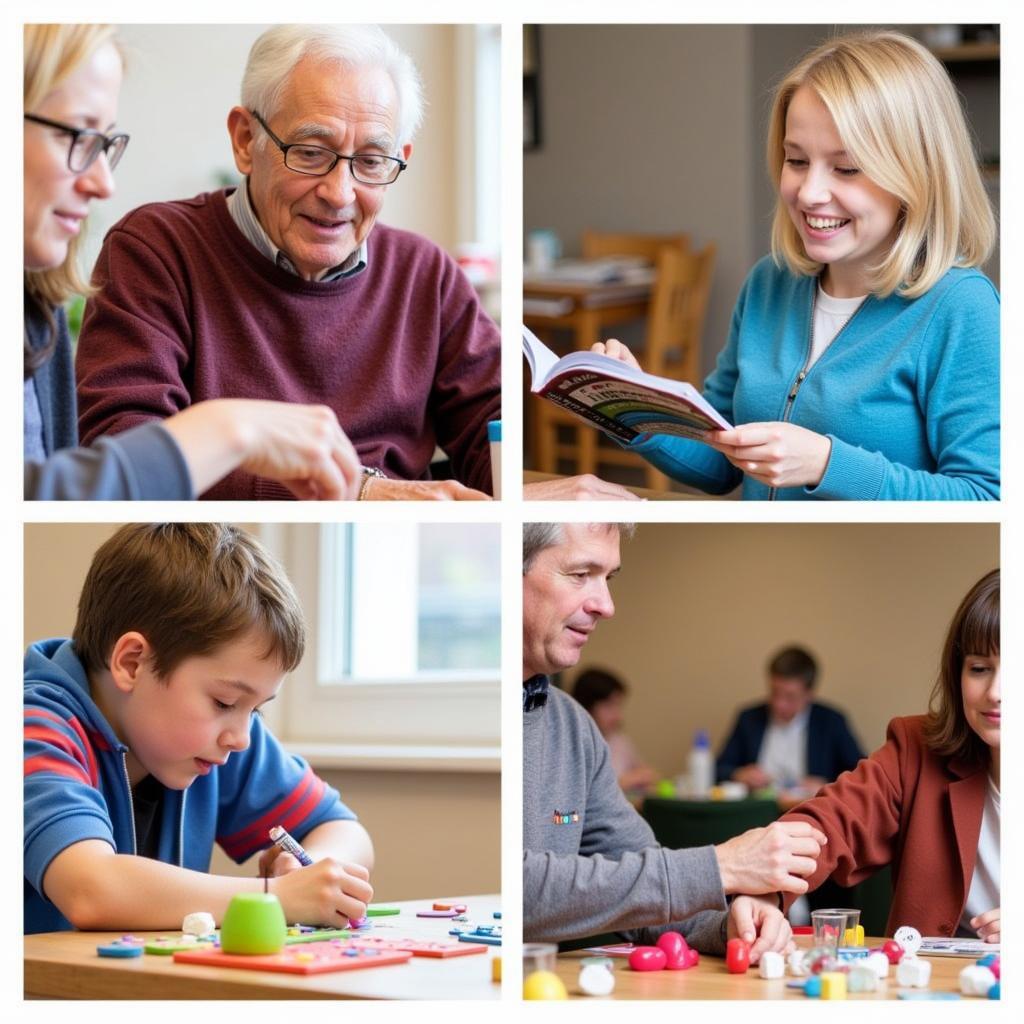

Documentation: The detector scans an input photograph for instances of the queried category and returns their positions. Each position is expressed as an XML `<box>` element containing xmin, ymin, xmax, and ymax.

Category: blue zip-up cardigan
<box><xmin>24</xmin><ymin>638</ymin><xmax>356</xmax><ymax>934</ymax></box>
<box><xmin>630</xmin><ymin>257</ymin><xmax>1000</xmax><ymax>500</ymax></box>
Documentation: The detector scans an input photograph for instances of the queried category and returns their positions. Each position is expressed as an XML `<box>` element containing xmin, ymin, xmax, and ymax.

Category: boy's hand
<box><xmin>258</xmin><ymin>844</ymin><xmax>304</xmax><ymax>879</ymax></box>
<box><xmin>271</xmin><ymin>858</ymin><xmax>373</xmax><ymax>926</ymax></box>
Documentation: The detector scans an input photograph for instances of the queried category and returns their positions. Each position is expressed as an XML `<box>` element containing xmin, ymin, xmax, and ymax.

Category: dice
<box><xmin>758</xmin><ymin>951</ymin><xmax>785</xmax><ymax>979</ymax></box>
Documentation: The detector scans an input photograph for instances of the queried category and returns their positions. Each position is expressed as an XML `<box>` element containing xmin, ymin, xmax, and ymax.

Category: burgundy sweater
<box><xmin>76</xmin><ymin>190</ymin><xmax>500</xmax><ymax>499</ymax></box>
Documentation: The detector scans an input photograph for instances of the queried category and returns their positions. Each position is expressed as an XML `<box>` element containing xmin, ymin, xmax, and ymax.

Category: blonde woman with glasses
<box><xmin>24</xmin><ymin>24</ymin><xmax>361</xmax><ymax>499</ymax></box>
<box><xmin>597</xmin><ymin>31</ymin><xmax>998</xmax><ymax>500</ymax></box>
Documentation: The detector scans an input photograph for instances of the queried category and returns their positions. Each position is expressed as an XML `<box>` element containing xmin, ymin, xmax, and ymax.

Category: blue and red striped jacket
<box><xmin>24</xmin><ymin>638</ymin><xmax>356</xmax><ymax>934</ymax></box>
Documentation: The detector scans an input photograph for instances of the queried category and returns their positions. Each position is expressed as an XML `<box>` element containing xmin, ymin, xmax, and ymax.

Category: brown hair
<box><xmin>768</xmin><ymin>646</ymin><xmax>818</xmax><ymax>689</ymax></box>
<box><xmin>922</xmin><ymin>568</ymin><xmax>999</xmax><ymax>763</ymax></box>
<box><xmin>73</xmin><ymin>524</ymin><xmax>305</xmax><ymax>678</ymax></box>
<box><xmin>24</xmin><ymin>24</ymin><xmax>122</xmax><ymax>375</ymax></box>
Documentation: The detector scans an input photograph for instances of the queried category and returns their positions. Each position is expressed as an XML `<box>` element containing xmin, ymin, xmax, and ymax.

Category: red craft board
<box><xmin>345</xmin><ymin>936</ymin><xmax>489</xmax><ymax>958</ymax></box>
<box><xmin>173</xmin><ymin>941</ymin><xmax>412</xmax><ymax>975</ymax></box>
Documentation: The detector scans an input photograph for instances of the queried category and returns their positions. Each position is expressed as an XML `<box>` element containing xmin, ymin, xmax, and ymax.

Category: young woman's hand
<box><xmin>971</xmin><ymin>907</ymin><xmax>1000</xmax><ymax>943</ymax></box>
<box><xmin>707</xmin><ymin>423</ymin><xmax>832</xmax><ymax>489</ymax></box>
<box><xmin>590</xmin><ymin>338</ymin><xmax>642</xmax><ymax>370</ymax></box>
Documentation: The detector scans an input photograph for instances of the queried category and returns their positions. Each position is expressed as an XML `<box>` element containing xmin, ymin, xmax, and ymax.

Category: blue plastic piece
<box><xmin>977</xmin><ymin>953</ymin><xmax>998</xmax><ymax>967</ymax></box>
<box><xmin>458</xmin><ymin>932</ymin><xmax>502</xmax><ymax>946</ymax></box>
<box><xmin>487</xmin><ymin>420</ymin><xmax>502</xmax><ymax>442</ymax></box>
<box><xmin>988</xmin><ymin>982</ymin><xmax>1000</xmax><ymax>1000</ymax></box>
<box><xmin>493</xmin><ymin>911</ymin><xmax>502</xmax><ymax>919</ymax></box>
<box><xmin>803</xmin><ymin>976</ymin><xmax>822</xmax><ymax>998</ymax></box>
<box><xmin>97</xmin><ymin>941</ymin><xmax>143</xmax><ymax>958</ymax></box>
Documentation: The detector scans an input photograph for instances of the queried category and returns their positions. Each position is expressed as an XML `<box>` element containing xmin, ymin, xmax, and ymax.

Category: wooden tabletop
<box><xmin>555</xmin><ymin>937</ymin><xmax>969</xmax><ymax>1000</ymax></box>
<box><xmin>24</xmin><ymin>895</ymin><xmax>501</xmax><ymax>1000</ymax></box>
<box><xmin>523</xmin><ymin>470</ymin><xmax>709</xmax><ymax>501</ymax></box>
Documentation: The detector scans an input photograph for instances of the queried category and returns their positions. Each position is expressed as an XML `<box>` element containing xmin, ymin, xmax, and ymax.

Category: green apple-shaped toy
<box><xmin>220</xmin><ymin>893</ymin><xmax>287</xmax><ymax>954</ymax></box>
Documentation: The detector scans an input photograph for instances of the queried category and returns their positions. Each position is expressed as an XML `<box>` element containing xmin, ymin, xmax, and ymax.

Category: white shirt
<box><xmin>757</xmin><ymin>708</ymin><xmax>809</xmax><ymax>788</ymax></box>
<box><xmin>960</xmin><ymin>775</ymin><xmax>1000</xmax><ymax>932</ymax></box>
<box><xmin>808</xmin><ymin>284</ymin><xmax>866</xmax><ymax>369</ymax></box>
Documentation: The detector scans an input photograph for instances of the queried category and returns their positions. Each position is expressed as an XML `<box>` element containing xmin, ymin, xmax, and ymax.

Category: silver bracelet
<box><xmin>357</xmin><ymin>466</ymin><xmax>386</xmax><ymax>500</ymax></box>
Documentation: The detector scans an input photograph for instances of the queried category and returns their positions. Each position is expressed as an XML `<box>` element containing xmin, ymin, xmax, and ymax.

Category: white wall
<box><xmin>82</xmin><ymin>24</ymin><xmax>488</xmax><ymax>272</ymax></box>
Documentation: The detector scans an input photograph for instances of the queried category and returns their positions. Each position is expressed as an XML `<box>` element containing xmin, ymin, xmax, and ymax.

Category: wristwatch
<box><xmin>357</xmin><ymin>466</ymin><xmax>386</xmax><ymax>500</ymax></box>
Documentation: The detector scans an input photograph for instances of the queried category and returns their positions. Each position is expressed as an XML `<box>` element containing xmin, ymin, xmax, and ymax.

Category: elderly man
<box><xmin>523</xmin><ymin>522</ymin><xmax>827</xmax><ymax>957</ymax></box>
<box><xmin>75</xmin><ymin>25</ymin><xmax>499</xmax><ymax>500</ymax></box>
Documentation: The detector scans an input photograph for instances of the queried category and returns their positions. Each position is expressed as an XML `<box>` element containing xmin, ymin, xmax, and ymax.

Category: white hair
<box><xmin>241</xmin><ymin>24</ymin><xmax>425</xmax><ymax>150</ymax></box>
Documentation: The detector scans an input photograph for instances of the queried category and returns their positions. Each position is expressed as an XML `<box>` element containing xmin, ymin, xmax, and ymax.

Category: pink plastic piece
<box><xmin>628</xmin><ymin>946</ymin><xmax>668</xmax><ymax>972</ymax></box>
<box><xmin>655</xmin><ymin>932</ymin><xmax>690</xmax><ymax>970</ymax></box>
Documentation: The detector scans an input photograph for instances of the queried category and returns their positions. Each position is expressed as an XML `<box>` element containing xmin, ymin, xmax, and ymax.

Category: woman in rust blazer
<box><xmin>780</xmin><ymin>569</ymin><xmax>1000</xmax><ymax>940</ymax></box>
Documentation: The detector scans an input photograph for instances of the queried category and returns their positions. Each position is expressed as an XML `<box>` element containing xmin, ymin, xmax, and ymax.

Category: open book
<box><xmin>523</xmin><ymin>325</ymin><xmax>731</xmax><ymax>444</ymax></box>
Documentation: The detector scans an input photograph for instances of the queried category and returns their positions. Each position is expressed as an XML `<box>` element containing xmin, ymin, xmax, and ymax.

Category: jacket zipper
<box><xmin>120</xmin><ymin>751</ymin><xmax>138</xmax><ymax>855</ymax></box>
<box><xmin>767</xmin><ymin>285</ymin><xmax>868</xmax><ymax>500</ymax></box>
<box><xmin>120</xmin><ymin>752</ymin><xmax>186</xmax><ymax>865</ymax></box>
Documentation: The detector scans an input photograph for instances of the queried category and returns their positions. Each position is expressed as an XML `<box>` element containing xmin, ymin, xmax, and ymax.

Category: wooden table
<box><xmin>523</xmin><ymin>273</ymin><xmax>653</xmax><ymax>351</ymax></box>
<box><xmin>523</xmin><ymin>471</ymin><xmax>709</xmax><ymax>501</ymax></box>
<box><xmin>24</xmin><ymin>894</ymin><xmax>500</xmax><ymax>1000</ymax></box>
<box><xmin>555</xmin><ymin>936</ymin><xmax>968</xmax><ymax>999</ymax></box>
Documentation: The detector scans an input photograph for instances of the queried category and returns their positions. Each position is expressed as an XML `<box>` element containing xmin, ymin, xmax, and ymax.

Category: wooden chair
<box><xmin>581</xmin><ymin>230</ymin><xmax>688</xmax><ymax>262</ymax></box>
<box><xmin>533</xmin><ymin>242</ymin><xmax>716</xmax><ymax>490</ymax></box>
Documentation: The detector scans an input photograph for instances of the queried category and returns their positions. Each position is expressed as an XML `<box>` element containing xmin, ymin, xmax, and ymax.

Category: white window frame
<box><xmin>264</xmin><ymin>525</ymin><xmax>500</xmax><ymax>762</ymax></box>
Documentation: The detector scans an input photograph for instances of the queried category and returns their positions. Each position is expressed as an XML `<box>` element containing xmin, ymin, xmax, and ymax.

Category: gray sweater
<box><xmin>524</xmin><ymin>685</ymin><xmax>729</xmax><ymax>950</ymax></box>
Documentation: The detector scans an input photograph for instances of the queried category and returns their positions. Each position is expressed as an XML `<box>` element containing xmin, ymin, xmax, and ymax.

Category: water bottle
<box><xmin>689</xmin><ymin>728</ymin><xmax>714</xmax><ymax>799</ymax></box>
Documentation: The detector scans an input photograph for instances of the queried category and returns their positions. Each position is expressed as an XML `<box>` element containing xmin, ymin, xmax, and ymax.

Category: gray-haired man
<box><xmin>76</xmin><ymin>25</ymin><xmax>500</xmax><ymax>501</ymax></box>
<box><xmin>522</xmin><ymin>522</ymin><xmax>825</xmax><ymax>956</ymax></box>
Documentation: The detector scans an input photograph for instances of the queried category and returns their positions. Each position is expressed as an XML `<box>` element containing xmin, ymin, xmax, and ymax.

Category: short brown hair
<box><xmin>73</xmin><ymin>524</ymin><xmax>305</xmax><ymax>678</ymax></box>
<box><xmin>922</xmin><ymin>568</ymin><xmax>999</xmax><ymax>763</ymax></box>
<box><xmin>768</xmin><ymin>646</ymin><xmax>817</xmax><ymax>689</ymax></box>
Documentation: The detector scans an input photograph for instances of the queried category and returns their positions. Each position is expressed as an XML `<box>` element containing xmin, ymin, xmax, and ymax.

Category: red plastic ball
<box><xmin>629</xmin><ymin>946</ymin><xmax>668</xmax><ymax>972</ymax></box>
<box><xmin>656</xmin><ymin>932</ymin><xmax>690</xmax><ymax>970</ymax></box>
<box><xmin>881</xmin><ymin>940</ymin><xmax>904</xmax><ymax>965</ymax></box>
<box><xmin>726</xmin><ymin>938</ymin><xmax>750</xmax><ymax>974</ymax></box>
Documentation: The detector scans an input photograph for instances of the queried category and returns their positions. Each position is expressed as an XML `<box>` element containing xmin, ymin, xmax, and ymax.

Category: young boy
<box><xmin>24</xmin><ymin>523</ymin><xmax>373</xmax><ymax>934</ymax></box>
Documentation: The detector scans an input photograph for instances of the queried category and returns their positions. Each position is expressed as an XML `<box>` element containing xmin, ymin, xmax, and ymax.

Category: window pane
<box><xmin>417</xmin><ymin>524</ymin><xmax>500</xmax><ymax>671</ymax></box>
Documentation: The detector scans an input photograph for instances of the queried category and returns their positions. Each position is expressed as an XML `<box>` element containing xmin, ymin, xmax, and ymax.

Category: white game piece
<box><xmin>959</xmin><ymin>964</ymin><xmax>996</xmax><ymax>996</ymax></box>
<box><xmin>759</xmin><ymin>951</ymin><xmax>785</xmax><ymax>979</ymax></box>
<box><xmin>182</xmin><ymin>911</ymin><xmax>216</xmax><ymax>936</ymax></box>
<box><xmin>865</xmin><ymin>951</ymin><xmax>891</xmax><ymax>979</ymax></box>
<box><xmin>848</xmin><ymin>965</ymin><xmax>879</xmax><ymax>993</ymax></box>
<box><xmin>896</xmin><ymin>955</ymin><xmax>931</xmax><ymax>988</ymax></box>
<box><xmin>578</xmin><ymin>963</ymin><xmax>615</xmax><ymax>996</ymax></box>
<box><xmin>787</xmin><ymin>949</ymin><xmax>809</xmax><ymax>977</ymax></box>
<box><xmin>893</xmin><ymin>925</ymin><xmax>922</xmax><ymax>955</ymax></box>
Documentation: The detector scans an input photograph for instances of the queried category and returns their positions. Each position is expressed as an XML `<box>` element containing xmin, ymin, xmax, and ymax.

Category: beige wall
<box><xmin>24</xmin><ymin>523</ymin><xmax>499</xmax><ymax>899</ymax></box>
<box><xmin>561</xmin><ymin>523</ymin><xmax>998</xmax><ymax>779</ymax></box>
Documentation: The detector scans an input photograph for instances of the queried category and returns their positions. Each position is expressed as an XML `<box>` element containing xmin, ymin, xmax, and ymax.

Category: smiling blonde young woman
<box><xmin>24</xmin><ymin>24</ymin><xmax>362</xmax><ymax>500</ymax></box>
<box><xmin>597</xmin><ymin>31</ymin><xmax>998</xmax><ymax>500</ymax></box>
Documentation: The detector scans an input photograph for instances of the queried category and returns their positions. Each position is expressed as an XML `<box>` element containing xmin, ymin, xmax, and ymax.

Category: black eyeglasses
<box><xmin>251</xmin><ymin>111</ymin><xmax>406</xmax><ymax>186</ymax></box>
<box><xmin>24</xmin><ymin>113</ymin><xmax>130</xmax><ymax>173</ymax></box>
